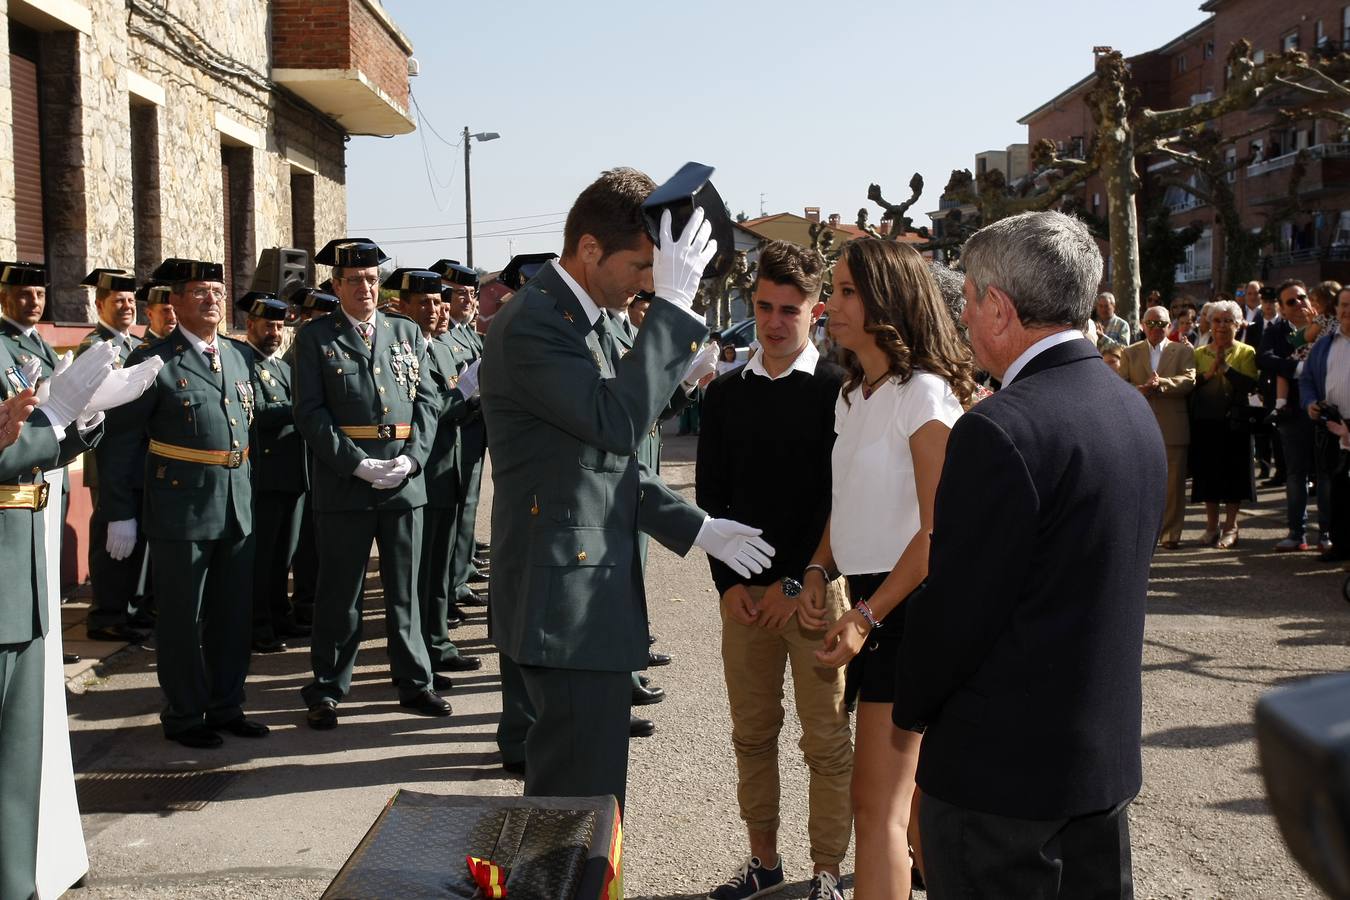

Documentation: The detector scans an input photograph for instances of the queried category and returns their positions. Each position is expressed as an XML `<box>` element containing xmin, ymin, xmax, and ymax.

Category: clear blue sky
<box><xmin>346</xmin><ymin>0</ymin><xmax>1212</xmax><ymax>273</ymax></box>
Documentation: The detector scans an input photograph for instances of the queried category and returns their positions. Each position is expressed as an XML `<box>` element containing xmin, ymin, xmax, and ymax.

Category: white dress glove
<box><xmin>38</xmin><ymin>341</ymin><xmax>116</xmax><ymax>430</ymax></box>
<box><xmin>106</xmin><ymin>519</ymin><xmax>138</xmax><ymax>561</ymax></box>
<box><xmin>353</xmin><ymin>458</ymin><xmax>389</xmax><ymax>484</ymax></box>
<box><xmin>652</xmin><ymin>207</ymin><xmax>718</xmax><ymax>310</ymax></box>
<box><xmin>456</xmin><ymin>359</ymin><xmax>482</xmax><ymax>399</ymax></box>
<box><xmin>682</xmin><ymin>341</ymin><xmax>719</xmax><ymax>389</ymax></box>
<box><xmin>372</xmin><ymin>455</ymin><xmax>414</xmax><ymax>490</ymax></box>
<box><xmin>694</xmin><ymin>516</ymin><xmax>775</xmax><ymax>579</ymax></box>
<box><xmin>83</xmin><ymin>357</ymin><xmax>163</xmax><ymax>416</ymax></box>
<box><xmin>24</xmin><ymin>351</ymin><xmax>71</xmax><ymax>404</ymax></box>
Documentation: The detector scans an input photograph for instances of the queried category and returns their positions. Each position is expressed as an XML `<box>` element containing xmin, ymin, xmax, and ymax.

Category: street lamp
<box><xmin>463</xmin><ymin>128</ymin><xmax>500</xmax><ymax>268</ymax></box>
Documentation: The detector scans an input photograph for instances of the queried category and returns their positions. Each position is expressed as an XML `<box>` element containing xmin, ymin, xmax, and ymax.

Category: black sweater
<box><xmin>695</xmin><ymin>358</ymin><xmax>845</xmax><ymax>595</ymax></box>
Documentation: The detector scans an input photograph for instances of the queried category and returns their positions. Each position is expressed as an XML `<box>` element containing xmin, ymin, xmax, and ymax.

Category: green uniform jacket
<box><xmin>76</xmin><ymin>322</ymin><xmax>142</xmax><ymax>492</ymax></box>
<box><xmin>0</xmin><ymin>340</ymin><xmax>100</xmax><ymax>642</ymax></box>
<box><xmin>237</xmin><ymin>339</ymin><xmax>308</xmax><ymax>495</ymax></box>
<box><xmin>99</xmin><ymin>328</ymin><xmax>254</xmax><ymax>541</ymax></box>
<box><xmin>440</xmin><ymin>322</ymin><xmax>484</xmax><ymax>459</ymax></box>
<box><xmin>481</xmin><ymin>264</ymin><xmax>707</xmax><ymax>673</ymax></box>
<box><xmin>291</xmin><ymin>309</ymin><xmax>436</xmax><ymax>512</ymax></box>
<box><xmin>423</xmin><ymin>337</ymin><xmax>473</xmax><ymax>510</ymax></box>
<box><xmin>608</xmin><ymin>312</ymin><xmax>690</xmax><ymax>474</ymax></box>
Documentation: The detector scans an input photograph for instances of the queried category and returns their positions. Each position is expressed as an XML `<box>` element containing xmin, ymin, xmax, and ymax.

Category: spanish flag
<box><xmin>466</xmin><ymin>855</ymin><xmax>507</xmax><ymax>898</ymax></box>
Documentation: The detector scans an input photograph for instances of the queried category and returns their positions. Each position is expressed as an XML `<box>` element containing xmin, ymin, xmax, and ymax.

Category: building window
<box><xmin>1203</xmin><ymin>39</ymin><xmax>1215</xmax><ymax>59</ymax></box>
<box><xmin>1344</xmin><ymin>6</ymin><xmax>1350</xmax><ymax>43</ymax></box>
<box><xmin>1176</xmin><ymin>53</ymin><xmax>1188</xmax><ymax>73</ymax></box>
<box><xmin>220</xmin><ymin>144</ymin><xmax>255</xmax><ymax>327</ymax></box>
<box><xmin>1251</xmin><ymin>138</ymin><xmax>1265</xmax><ymax>163</ymax></box>
<box><xmin>8</xmin><ymin>23</ymin><xmax>44</xmax><ymax>263</ymax></box>
<box><xmin>289</xmin><ymin>169</ymin><xmax>316</xmax><ymax>283</ymax></box>
<box><xmin>1254</xmin><ymin>48</ymin><xmax>1266</xmax><ymax>64</ymax></box>
<box><xmin>1282</xmin><ymin>29</ymin><xmax>1299</xmax><ymax>52</ymax></box>
<box><xmin>1225</xmin><ymin>147</ymin><xmax>1238</xmax><ymax>183</ymax></box>
<box><xmin>130</xmin><ymin>100</ymin><xmax>161</xmax><ymax>284</ymax></box>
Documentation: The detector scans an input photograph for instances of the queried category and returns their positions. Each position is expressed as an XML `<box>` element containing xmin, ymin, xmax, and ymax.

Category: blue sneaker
<box><xmin>708</xmin><ymin>856</ymin><xmax>785</xmax><ymax>899</ymax></box>
<box><xmin>807</xmin><ymin>870</ymin><xmax>843</xmax><ymax>900</ymax></box>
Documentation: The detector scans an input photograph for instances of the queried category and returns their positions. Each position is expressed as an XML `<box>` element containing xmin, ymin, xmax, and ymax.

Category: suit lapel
<box><xmin>330</xmin><ymin>313</ymin><xmax>372</xmax><ymax>360</ymax></box>
<box><xmin>171</xmin><ymin>327</ymin><xmax>223</xmax><ymax>393</ymax></box>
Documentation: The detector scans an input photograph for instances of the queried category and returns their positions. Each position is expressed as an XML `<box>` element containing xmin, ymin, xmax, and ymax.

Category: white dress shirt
<box><xmin>1148</xmin><ymin>338</ymin><xmax>1167</xmax><ymax>372</ymax></box>
<box><xmin>742</xmin><ymin>340</ymin><xmax>819</xmax><ymax>381</ymax></box>
<box><xmin>1002</xmin><ymin>330</ymin><xmax>1090</xmax><ymax>386</ymax></box>
<box><xmin>2</xmin><ymin>315</ymin><xmax>36</xmax><ymax>338</ymax></box>
<box><xmin>551</xmin><ymin>260</ymin><xmax>601</xmax><ymax>326</ymax></box>
<box><xmin>1326</xmin><ymin>332</ymin><xmax>1350</xmax><ymax>413</ymax></box>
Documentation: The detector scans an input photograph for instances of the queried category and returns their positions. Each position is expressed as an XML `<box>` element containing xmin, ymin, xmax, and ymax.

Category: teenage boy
<box><xmin>696</xmin><ymin>240</ymin><xmax>851</xmax><ymax>900</ymax></box>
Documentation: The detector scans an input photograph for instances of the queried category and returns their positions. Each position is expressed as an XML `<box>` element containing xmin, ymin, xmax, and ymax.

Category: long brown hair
<box><xmin>836</xmin><ymin>239</ymin><xmax>977</xmax><ymax>410</ymax></box>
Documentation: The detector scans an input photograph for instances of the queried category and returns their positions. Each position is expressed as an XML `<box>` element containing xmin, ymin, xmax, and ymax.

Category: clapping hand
<box><xmin>0</xmin><ymin>389</ymin><xmax>38</xmax><ymax>451</ymax></box>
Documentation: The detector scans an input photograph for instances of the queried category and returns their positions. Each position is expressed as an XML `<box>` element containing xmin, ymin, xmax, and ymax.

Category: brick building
<box><xmin>1013</xmin><ymin>1</ymin><xmax>1350</xmax><ymax>296</ymax></box>
<box><xmin>0</xmin><ymin>0</ymin><xmax>415</xmax><ymax>586</ymax></box>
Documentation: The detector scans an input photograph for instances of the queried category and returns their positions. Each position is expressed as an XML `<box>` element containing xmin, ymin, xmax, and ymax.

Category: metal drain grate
<box><xmin>76</xmin><ymin>770</ymin><xmax>240</xmax><ymax>813</ymax></box>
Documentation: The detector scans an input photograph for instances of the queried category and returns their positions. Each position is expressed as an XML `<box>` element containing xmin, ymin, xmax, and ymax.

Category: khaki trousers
<box><xmin>1164</xmin><ymin>443</ymin><xmax>1188</xmax><ymax>542</ymax></box>
<box><xmin>720</xmin><ymin>580</ymin><xmax>853</xmax><ymax>867</ymax></box>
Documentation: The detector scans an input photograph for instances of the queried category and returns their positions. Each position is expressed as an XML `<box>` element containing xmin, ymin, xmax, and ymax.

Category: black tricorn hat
<box><xmin>382</xmin><ymin>268</ymin><xmax>443</xmax><ymax>294</ymax></box>
<box><xmin>236</xmin><ymin>291</ymin><xmax>288</xmax><ymax>320</ymax></box>
<box><xmin>314</xmin><ymin>238</ymin><xmax>389</xmax><ymax>268</ymax></box>
<box><xmin>0</xmin><ymin>261</ymin><xmax>47</xmax><ymax>287</ymax></box>
<box><xmin>136</xmin><ymin>282</ymin><xmax>172</xmax><ymax>306</ymax></box>
<box><xmin>429</xmin><ymin>259</ymin><xmax>479</xmax><ymax>288</ymax></box>
<box><xmin>283</xmin><ymin>284</ymin><xmax>340</xmax><ymax>314</ymax></box>
<box><xmin>633</xmin><ymin>289</ymin><xmax>656</xmax><ymax>302</ymax></box>
<box><xmin>82</xmin><ymin>268</ymin><xmax>137</xmax><ymax>292</ymax></box>
<box><xmin>641</xmin><ymin>161</ymin><xmax>735</xmax><ymax>280</ymax></box>
<box><xmin>497</xmin><ymin>252</ymin><xmax>558</xmax><ymax>290</ymax></box>
<box><xmin>151</xmin><ymin>258</ymin><xmax>224</xmax><ymax>283</ymax></box>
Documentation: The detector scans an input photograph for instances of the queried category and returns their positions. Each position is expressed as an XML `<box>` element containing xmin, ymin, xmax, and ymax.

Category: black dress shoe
<box><xmin>432</xmin><ymin>673</ymin><xmax>454</xmax><ymax>691</ymax></box>
<box><xmin>632</xmin><ymin>683</ymin><xmax>665</xmax><ymax>706</ymax></box>
<box><xmin>168</xmin><ymin>725</ymin><xmax>223</xmax><ymax>749</ymax></box>
<box><xmin>471</xmin><ymin>555</ymin><xmax>490</xmax><ymax>569</ymax></box>
<box><xmin>212</xmin><ymin>716</ymin><xmax>269</xmax><ymax>738</ymax></box>
<box><xmin>459</xmin><ymin>589</ymin><xmax>488</xmax><ymax>606</ymax></box>
<box><xmin>400</xmin><ymin>690</ymin><xmax>452</xmax><ymax>717</ymax></box>
<box><xmin>276</xmin><ymin>620</ymin><xmax>312</xmax><ymax>639</ymax></box>
<box><xmin>648</xmin><ymin>649</ymin><xmax>671</xmax><ymax>667</ymax></box>
<box><xmin>501</xmin><ymin>760</ymin><xmax>525</xmax><ymax>778</ymax></box>
<box><xmin>87</xmin><ymin>624</ymin><xmax>146</xmax><ymax>643</ymax></box>
<box><xmin>252</xmin><ymin>637</ymin><xmax>288</xmax><ymax>654</ymax></box>
<box><xmin>63</xmin><ymin>652</ymin><xmax>81</xmax><ymax>664</ymax></box>
<box><xmin>436</xmin><ymin>655</ymin><xmax>482</xmax><ymax>672</ymax></box>
<box><xmin>637</xmin><ymin>674</ymin><xmax>650</xmax><ymax>687</ymax></box>
<box><xmin>307</xmin><ymin>701</ymin><xmax>338</xmax><ymax>730</ymax></box>
<box><xmin>629</xmin><ymin>715</ymin><xmax>656</xmax><ymax>738</ymax></box>
<box><xmin>475</xmin><ymin>541</ymin><xmax>490</xmax><ymax>554</ymax></box>
<box><xmin>648</xmin><ymin>634</ymin><xmax>659</xmax><ymax>645</ymax></box>
<box><xmin>447</xmin><ymin>615</ymin><xmax>466</xmax><ymax>630</ymax></box>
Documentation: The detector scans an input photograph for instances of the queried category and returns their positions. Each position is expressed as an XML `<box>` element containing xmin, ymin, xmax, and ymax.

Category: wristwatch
<box><xmin>780</xmin><ymin>577</ymin><xmax>803</xmax><ymax>598</ymax></box>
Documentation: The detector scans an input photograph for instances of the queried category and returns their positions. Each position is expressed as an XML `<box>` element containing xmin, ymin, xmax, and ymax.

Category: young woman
<box><xmin>797</xmin><ymin>239</ymin><xmax>976</xmax><ymax>898</ymax></box>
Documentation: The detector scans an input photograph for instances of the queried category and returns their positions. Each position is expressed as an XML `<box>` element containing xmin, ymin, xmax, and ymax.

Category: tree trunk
<box><xmin>1104</xmin><ymin>137</ymin><xmax>1142</xmax><ymax>330</ymax></box>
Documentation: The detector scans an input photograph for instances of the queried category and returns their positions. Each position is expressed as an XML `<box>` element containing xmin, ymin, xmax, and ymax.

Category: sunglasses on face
<box><xmin>1144</xmin><ymin>319</ymin><xmax>1168</xmax><ymax>328</ymax></box>
<box><xmin>1283</xmin><ymin>294</ymin><xmax>1309</xmax><ymax>305</ymax></box>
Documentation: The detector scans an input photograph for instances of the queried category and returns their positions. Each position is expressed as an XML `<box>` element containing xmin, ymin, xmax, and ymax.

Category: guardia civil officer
<box><xmin>481</xmin><ymin>167</ymin><xmax>774</xmax><ymax>808</ymax></box>
<box><xmin>100</xmin><ymin>258</ymin><xmax>267</xmax><ymax>749</ymax></box>
<box><xmin>235</xmin><ymin>292</ymin><xmax>310</xmax><ymax>653</ymax></box>
<box><xmin>80</xmin><ymin>268</ymin><xmax>155</xmax><ymax>642</ymax></box>
<box><xmin>294</xmin><ymin>240</ymin><xmax>448</xmax><ymax>729</ymax></box>
<box><xmin>387</xmin><ymin>269</ymin><xmax>482</xmax><ymax>674</ymax></box>
<box><xmin>141</xmin><ymin>282</ymin><xmax>178</xmax><ymax>343</ymax></box>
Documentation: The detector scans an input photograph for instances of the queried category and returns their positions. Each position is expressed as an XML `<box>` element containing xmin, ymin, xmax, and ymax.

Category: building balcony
<box><xmin>1174</xmin><ymin>263</ymin><xmax>1212</xmax><ymax>283</ymax></box>
<box><xmin>271</xmin><ymin>0</ymin><xmax>415</xmax><ymax>136</ymax></box>
<box><xmin>1246</xmin><ymin>144</ymin><xmax>1350</xmax><ymax>205</ymax></box>
<box><xmin>1267</xmin><ymin>245</ymin><xmax>1350</xmax><ymax>268</ymax></box>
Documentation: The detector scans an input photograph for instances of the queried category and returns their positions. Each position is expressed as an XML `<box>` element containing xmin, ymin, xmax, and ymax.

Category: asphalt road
<box><xmin>62</xmin><ymin>430</ymin><xmax>1349</xmax><ymax>899</ymax></box>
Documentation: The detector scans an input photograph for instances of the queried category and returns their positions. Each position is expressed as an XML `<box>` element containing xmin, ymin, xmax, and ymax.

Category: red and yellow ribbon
<box><xmin>466</xmin><ymin>855</ymin><xmax>507</xmax><ymax>898</ymax></box>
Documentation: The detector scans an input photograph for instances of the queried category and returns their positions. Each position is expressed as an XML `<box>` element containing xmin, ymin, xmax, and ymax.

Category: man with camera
<box><xmin>1298</xmin><ymin>285</ymin><xmax>1350</xmax><ymax>562</ymax></box>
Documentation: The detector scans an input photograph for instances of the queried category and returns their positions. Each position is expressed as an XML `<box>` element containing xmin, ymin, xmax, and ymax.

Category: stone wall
<box><xmin>0</xmin><ymin>0</ymin><xmax>360</xmax><ymax>322</ymax></box>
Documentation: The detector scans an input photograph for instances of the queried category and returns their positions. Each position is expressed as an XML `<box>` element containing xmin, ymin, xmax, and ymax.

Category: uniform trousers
<box><xmin>920</xmin><ymin>793</ymin><xmax>1134</xmax><ymax>900</ymax></box>
<box><xmin>1161</xmin><ymin>444</ymin><xmax>1188</xmax><ymax>543</ymax></box>
<box><xmin>289</xmin><ymin>492</ymin><xmax>318</xmax><ymax>626</ymax></box>
<box><xmin>303</xmin><ymin>508</ymin><xmax>432</xmax><ymax>706</ymax></box>
<box><xmin>86</xmin><ymin>487</ymin><xmax>150</xmax><ymax>630</ymax></box>
<box><xmin>251</xmin><ymin>490</ymin><xmax>303</xmax><ymax>640</ymax></box>
<box><xmin>150</xmin><ymin>531</ymin><xmax>255</xmax><ymax>736</ymax></box>
<box><xmin>518</xmin><ymin>660</ymin><xmax>633</xmax><ymax>811</ymax></box>
<box><xmin>418</xmin><ymin>505</ymin><xmax>467</xmax><ymax>666</ymax></box>
<box><xmin>720</xmin><ymin>582</ymin><xmax>853</xmax><ymax>867</ymax></box>
<box><xmin>0</xmin><ymin>636</ymin><xmax>42</xmax><ymax>900</ymax></box>
<box><xmin>497</xmin><ymin>653</ymin><xmax>533</xmax><ymax>766</ymax></box>
<box><xmin>451</xmin><ymin>453</ymin><xmax>485</xmax><ymax>602</ymax></box>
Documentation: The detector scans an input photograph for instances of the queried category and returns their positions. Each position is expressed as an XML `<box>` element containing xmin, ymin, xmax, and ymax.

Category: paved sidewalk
<box><xmin>56</xmin><ymin>434</ymin><xmax>1349</xmax><ymax>898</ymax></box>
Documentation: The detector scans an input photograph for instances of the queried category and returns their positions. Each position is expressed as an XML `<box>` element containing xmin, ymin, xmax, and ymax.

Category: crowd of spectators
<box><xmin>1096</xmin><ymin>277</ymin><xmax>1350</xmax><ymax>560</ymax></box>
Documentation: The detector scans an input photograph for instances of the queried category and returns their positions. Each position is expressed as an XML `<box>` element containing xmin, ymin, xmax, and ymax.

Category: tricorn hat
<box><xmin>136</xmin><ymin>282</ymin><xmax>172</xmax><ymax>306</ymax></box>
<box><xmin>497</xmin><ymin>252</ymin><xmax>558</xmax><ymax>290</ymax></box>
<box><xmin>429</xmin><ymin>259</ymin><xmax>480</xmax><ymax>288</ymax></box>
<box><xmin>81</xmin><ymin>268</ymin><xmax>137</xmax><ymax>292</ymax></box>
<box><xmin>314</xmin><ymin>238</ymin><xmax>389</xmax><ymax>269</ymax></box>
<box><xmin>641</xmin><ymin>161</ymin><xmax>735</xmax><ymax>280</ymax></box>
<box><xmin>381</xmin><ymin>268</ymin><xmax>443</xmax><ymax>294</ymax></box>
<box><xmin>150</xmin><ymin>258</ymin><xmax>224</xmax><ymax>283</ymax></box>
<box><xmin>236</xmin><ymin>291</ymin><xmax>288</xmax><ymax>321</ymax></box>
<box><xmin>283</xmin><ymin>284</ymin><xmax>340</xmax><ymax>315</ymax></box>
<box><xmin>0</xmin><ymin>261</ymin><xmax>47</xmax><ymax>287</ymax></box>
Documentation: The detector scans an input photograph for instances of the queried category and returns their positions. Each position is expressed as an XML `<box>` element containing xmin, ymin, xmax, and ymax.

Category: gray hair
<box><xmin>927</xmin><ymin>259</ymin><xmax>966</xmax><ymax>328</ymax></box>
<box><xmin>961</xmin><ymin>210</ymin><xmax>1102</xmax><ymax>329</ymax></box>
<box><xmin>1208</xmin><ymin>299</ymin><xmax>1243</xmax><ymax>323</ymax></box>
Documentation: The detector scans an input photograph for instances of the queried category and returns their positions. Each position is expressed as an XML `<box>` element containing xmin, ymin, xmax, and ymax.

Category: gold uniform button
<box><xmin>230</xmin><ymin>418</ymin><xmax>238</xmax><ymax>425</ymax></box>
<box><xmin>224</xmin><ymin>398</ymin><xmax>231</xmax><ymax>405</ymax></box>
<box><xmin>373</xmin><ymin>367</ymin><xmax>381</xmax><ymax>374</ymax></box>
<box><xmin>336</xmin><ymin>367</ymin><xmax>344</xmax><ymax>374</ymax></box>
<box><xmin>378</xmin><ymin>386</ymin><xmax>386</xmax><ymax>394</ymax></box>
<box><xmin>383</xmin><ymin>406</ymin><xmax>391</xmax><ymax>413</ymax></box>
<box><xmin>171</xmin><ymin>479</ymin><xmax>179</xmax><ymax>487</ymax></box>
<box><xmin>232</xmin><ymin>439</ymin><xmax>240</xmax><ymax>448</ymax></box>
<box><xmin>271</xmin><ymin>395</ymin><xmax>279</xmax><ymax>401</ymax></box>
<box><xmin>263</xmin><ymin>448</ymin><xmax>271</xmax><ymax>454</ymax></box>
<box><xmin>690</xmin><ymin>341</ymin><xmax>698</xmax><ymax>352</ymax></box>
<box><xmin>577</xmin><ymin>551</ymin><xmax>587</xmax><ymax>561</ymax></box>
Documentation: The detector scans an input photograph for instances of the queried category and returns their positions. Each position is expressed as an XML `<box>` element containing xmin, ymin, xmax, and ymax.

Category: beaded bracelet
<box><xmin>854</xmin><ymin>599</ymin><xmax>881</xmax><ymax>629</ymax></box>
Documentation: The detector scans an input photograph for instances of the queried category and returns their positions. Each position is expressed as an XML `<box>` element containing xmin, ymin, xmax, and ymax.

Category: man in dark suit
<box><xmin>480</xmin><ymin>168</ymin><xmax>772</xmax><ymax>809</ymax></box>
<box><xmin>893</xmin><ymin>211</ymin><xmax>1166</xmax><ymax>898</ymax></box>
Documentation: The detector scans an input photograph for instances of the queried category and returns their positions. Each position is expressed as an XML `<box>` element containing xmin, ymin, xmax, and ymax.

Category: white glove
<box><xmin>682</xmin><ymin>341</ymin><xmax>719</xmax><ymax>389</ymax></box>
<box><xmin>353</xmin><ymin>458</ymin><xmax>390</xmax><ymax>484</ymax></box>
<box><xmin>38</xmin><ymin>341</ymin><xmax>116</xmax><ymax>430</ymax></box>
<box><xmin>456</xmin><ymin>359</ymin><xmax>481</xmax><ymax>399</ymax></box>
<box><xmin>83</xmin><ymin>357</ymin><xmax>163</xmax><ymax>415</ymax></box>
<box><xmin>694</xmin><ymin>516</ymin><xmax>775</xmax><ymax>579</ymax></box>
<box><xmin>106</xmin><ymin>519</ymin><xmax>138</xmax><ymax>561</ymax></box>
<box><xmin>372</xmin><ymin>455</ymin><xmax>414</xmax><ymax>490</ymax></box>
<box><xmin>652</xmin><ymin>207</ymin><xmax>718</xmax><ymax>309</ymax></box>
